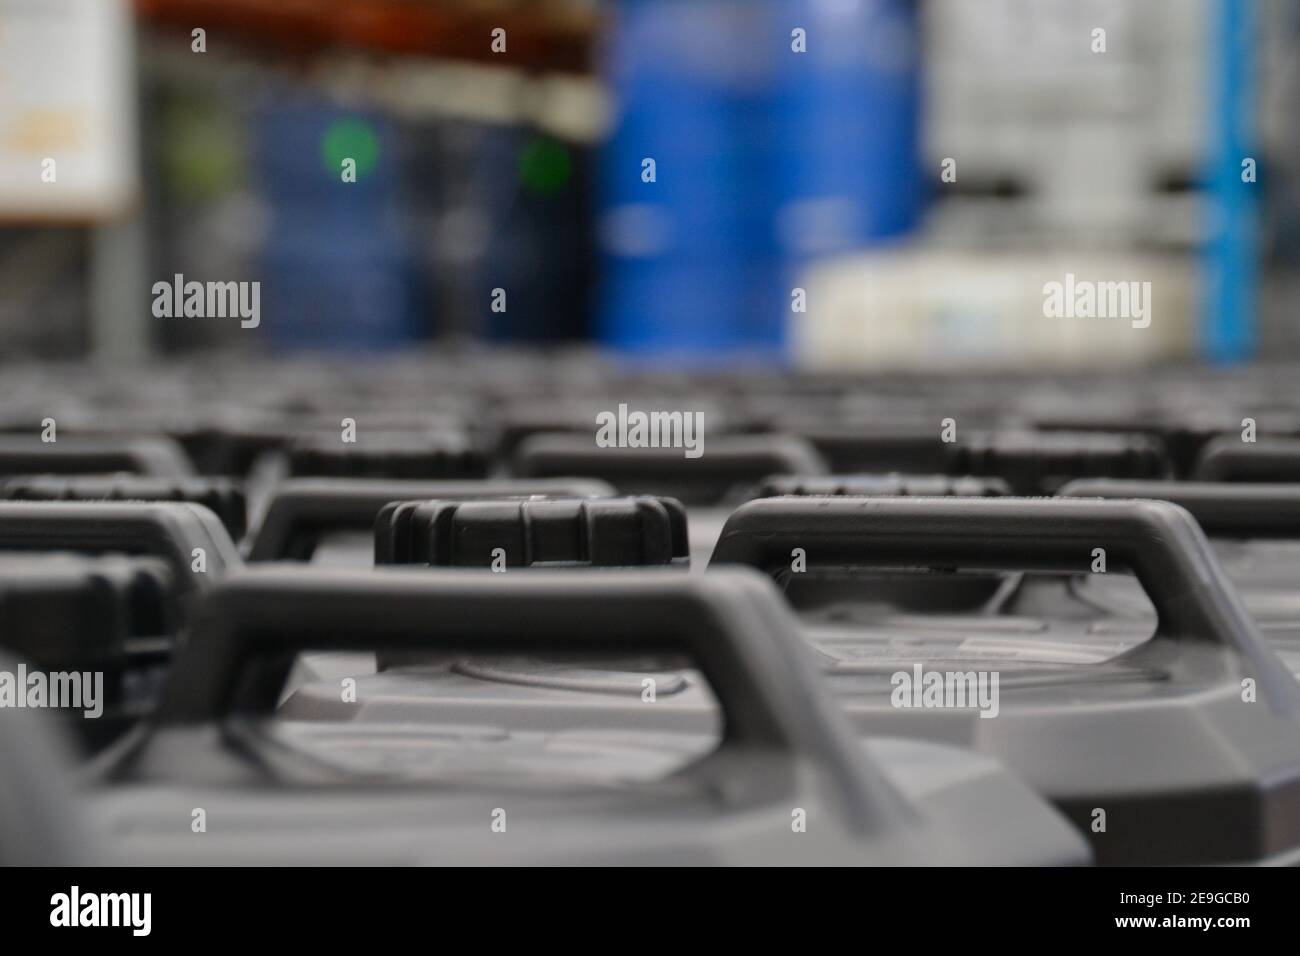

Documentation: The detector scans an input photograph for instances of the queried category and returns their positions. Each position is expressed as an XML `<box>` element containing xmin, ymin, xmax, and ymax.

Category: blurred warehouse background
<box><xmin>0</xmin><ymin>0</ymin><xmax>1296</xmax><ymax>369</ymax></box>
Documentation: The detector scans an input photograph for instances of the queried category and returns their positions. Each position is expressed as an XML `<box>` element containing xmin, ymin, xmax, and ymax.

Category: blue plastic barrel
<box><xmin>250</xmin><ymin>97</ymin><xmax>421</xmax><ymax>350</ymax></box>
<box><xmin>773</xmin><ymin>0</ymin><xmax>924</xmax><ymax>258</ymax></box>
<box><xmin>597</xmin><ymin>0</ymin><xmax>924</xmax><ymax>361</ymax></box>
<box><xmin>597</xmin><ymin>0</ymin><xmax>785</xmax><ymax>359</ymax></box>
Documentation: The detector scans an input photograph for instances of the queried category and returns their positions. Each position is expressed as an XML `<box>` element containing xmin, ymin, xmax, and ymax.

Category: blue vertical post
<box><xmin>1203</xmin><ymin>0</ymin><xmax>1257</xmax><ymax>363</ymax></box>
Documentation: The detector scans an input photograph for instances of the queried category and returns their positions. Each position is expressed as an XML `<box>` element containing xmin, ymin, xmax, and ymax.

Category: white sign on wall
<box><xmin>0</xmin><ymin>0</ymin><xmax>138</xmax><ymax>219</ymax></box>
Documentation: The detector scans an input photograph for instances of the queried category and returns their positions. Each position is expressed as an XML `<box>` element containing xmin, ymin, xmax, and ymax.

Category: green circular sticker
<box><xmin>518</xmin><ymin>139</ymin><xmax>572</xmax><ymax>196</ymax></box>
<box><xmin>322</xmin><ymin>119</ymin><xmax>380</xmax><ymax>179</ymax></box>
